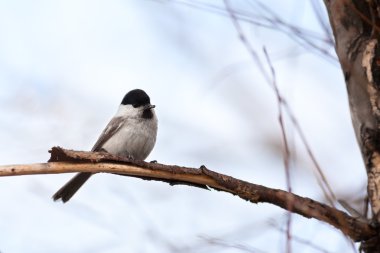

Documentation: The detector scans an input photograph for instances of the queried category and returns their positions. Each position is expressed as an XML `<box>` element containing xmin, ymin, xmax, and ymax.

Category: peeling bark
<box><xmin>323</xmin><ymin>0</ymin><xmax>380</xmax><ymax>251</ymax></box>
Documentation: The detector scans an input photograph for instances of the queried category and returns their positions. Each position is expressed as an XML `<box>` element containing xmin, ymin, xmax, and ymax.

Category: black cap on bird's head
<box><xmin>121</xmin><ymin>89</ymin><xmax>153</xmax><ymax>108</ymax></box>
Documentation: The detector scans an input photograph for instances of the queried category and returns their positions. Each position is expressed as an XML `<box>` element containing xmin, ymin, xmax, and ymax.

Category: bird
<box><xmin>52</xmin><ymin>89</ymin><xmax>158</xmax><ymax>203</ymax></box>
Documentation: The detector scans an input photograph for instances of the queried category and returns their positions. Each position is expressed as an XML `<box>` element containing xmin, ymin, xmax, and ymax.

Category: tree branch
<box><xmin>322</xmin><ymin>1</ymin><xmax>380</xmax><ymax>251</ymax></box>
<box><xmin>0</xmin><ymin>147</ymin><xmax>377</xmax><ymax>243</ymax></box>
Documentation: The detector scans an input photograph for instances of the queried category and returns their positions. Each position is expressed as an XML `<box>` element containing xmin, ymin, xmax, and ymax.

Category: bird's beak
<box><xmin>144</xmin><ymin>104</ymin><xmax>155</xmax><ymax>110</ymax></box>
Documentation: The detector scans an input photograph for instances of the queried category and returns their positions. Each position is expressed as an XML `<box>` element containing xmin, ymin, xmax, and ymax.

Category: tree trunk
<box><xmin>323</xmin><ymin>0</ymin><xmax>380</xmax><ymax>251</ymax></box>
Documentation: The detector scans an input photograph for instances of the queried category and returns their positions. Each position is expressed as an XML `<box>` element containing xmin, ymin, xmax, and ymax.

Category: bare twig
<box><xmin>0</xmin><ymin>147</ymin><xmax>377</xmax><ymax>243</ymax></box>
<box><xmin>263</xmin><ymin>47</ymin><xmax>293</xmax><ymax>253</ymax></box>
<box><xmin>223</xmin><ymin>1</ymin><xmax>337</xmax><ymax>250</ymax></box>
<box><xmin>310</xmin><ymin>0</ymin><xmax>334</xmax><ymax>45</ymax></box>
<box><xmin>222</xmin><ymin>0</ymin><xmax>271</xmax><ymax>83</ymax></box>
<box><xmin>269</xmin><ymin>220</ymin><xmax>332</xmax><ymax>253</ymax></box>
<box><xmin>199</xmin><ymin>235</ymin><xmax>266</xmax><ymax>253</ymax></box>
<box><xmin>160</xmin><ymin>0</ymin><xmax>337</xmax><ymax>62</ymax></box>
<box><xmin>222</xmin><ymin>0</ymin><xmax>337</xmax><ymax>208</ymax></box>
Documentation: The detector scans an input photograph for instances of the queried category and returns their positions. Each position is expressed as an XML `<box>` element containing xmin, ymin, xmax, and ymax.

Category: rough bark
<box><xmin>323</xmin><ymin>0</ymin><xmax>380</xmax><ymax>251</ymax></box>
<box><xmin>0</xmin><ymin>147</ymin><xmax>377</xmax><ymax>243</ymax></box>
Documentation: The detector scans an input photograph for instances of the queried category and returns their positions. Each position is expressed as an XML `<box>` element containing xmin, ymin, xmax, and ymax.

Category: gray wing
<box><xmin>91</xmin><ymin>117</ymin><xmax>125</xmax><ymax>152</ymax></box>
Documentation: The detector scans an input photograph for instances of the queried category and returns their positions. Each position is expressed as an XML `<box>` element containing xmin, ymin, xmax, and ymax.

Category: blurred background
<box><xmin>0</xmin><ymin>0</ymin><xmax>367</xmax><ymax>252</ymax></box>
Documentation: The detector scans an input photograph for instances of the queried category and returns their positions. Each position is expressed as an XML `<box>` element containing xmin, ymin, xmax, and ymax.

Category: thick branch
<box><xmin>0</xmin><ymin>147</ymin><xmax>377</xmax><ymax>242</ymax></box>
<box><xmin>322</xmin><ymin>1</ymin><xmax>380</xmax><ymax>251</ymax></box>
<box><xmin>324</xmin><ymin>0</ymin><xmax>380</xmax><ymax>223</ymax></box>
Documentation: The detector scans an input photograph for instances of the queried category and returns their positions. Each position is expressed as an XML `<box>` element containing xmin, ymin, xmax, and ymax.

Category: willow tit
<box><xmin>52</xmin><ymin>89</ymin><xmax>158</xmax><ymax>203</ymax></box>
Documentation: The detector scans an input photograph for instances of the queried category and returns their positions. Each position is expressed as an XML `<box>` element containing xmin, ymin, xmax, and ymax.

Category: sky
<box><xmin>0</xmin><ymin>0</ymin><xmax>367</xmax><ymax>252</ymax></box>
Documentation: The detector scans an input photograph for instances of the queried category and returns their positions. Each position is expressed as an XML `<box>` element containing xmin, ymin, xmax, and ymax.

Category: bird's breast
<box><xmin>102</xmin><ymin>117</ymin><xmax>157</xmax><ymax>160</ymax></box>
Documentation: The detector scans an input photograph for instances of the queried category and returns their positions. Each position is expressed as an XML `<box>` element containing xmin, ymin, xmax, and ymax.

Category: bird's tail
<box><xmin>52</xmin><ymin>172</ymin><xmax>92</xmax><ymax>203</ymax></box>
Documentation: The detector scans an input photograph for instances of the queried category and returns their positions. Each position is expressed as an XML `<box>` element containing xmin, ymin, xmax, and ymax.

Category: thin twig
<box><xmin>161</xmin><ymin>0</ymin><xmax>337</xmax><ymax>62</ymax></box>
<box><xmin>199</xmin><ymin>235</ymin><xmax>266</xmax><ymax>253</ymax></box>
<box><xmin>222</xmin><ymin>0</ymin><xmax>337</xmax><ymax>208</ymax></box>
<box><xmin>269</xmin><ymin>220</ymin><xmax>332</xmax><ymax>253</ymax></box>
<box><xmin>263</xmin><ymin>47</ymin><xmax>293</xmax><ymax>253</ymax></box>
<box><xmin>222</xmin><ymin>0</ymin><xmax>271</xmax><ymax>84</ymax></box>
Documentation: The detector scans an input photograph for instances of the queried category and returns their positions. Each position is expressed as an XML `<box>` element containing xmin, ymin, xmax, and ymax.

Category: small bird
<box><xmin>53</xmin><ymin>89</ymin><xmax>158</xmax><ymax>203</ymax></box>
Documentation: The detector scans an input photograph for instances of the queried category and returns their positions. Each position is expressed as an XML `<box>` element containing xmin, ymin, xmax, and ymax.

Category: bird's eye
<box><xmin>132</xmin><ymin>104</ymin><xmax>139</xmax><ymax>108</ymax></box>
